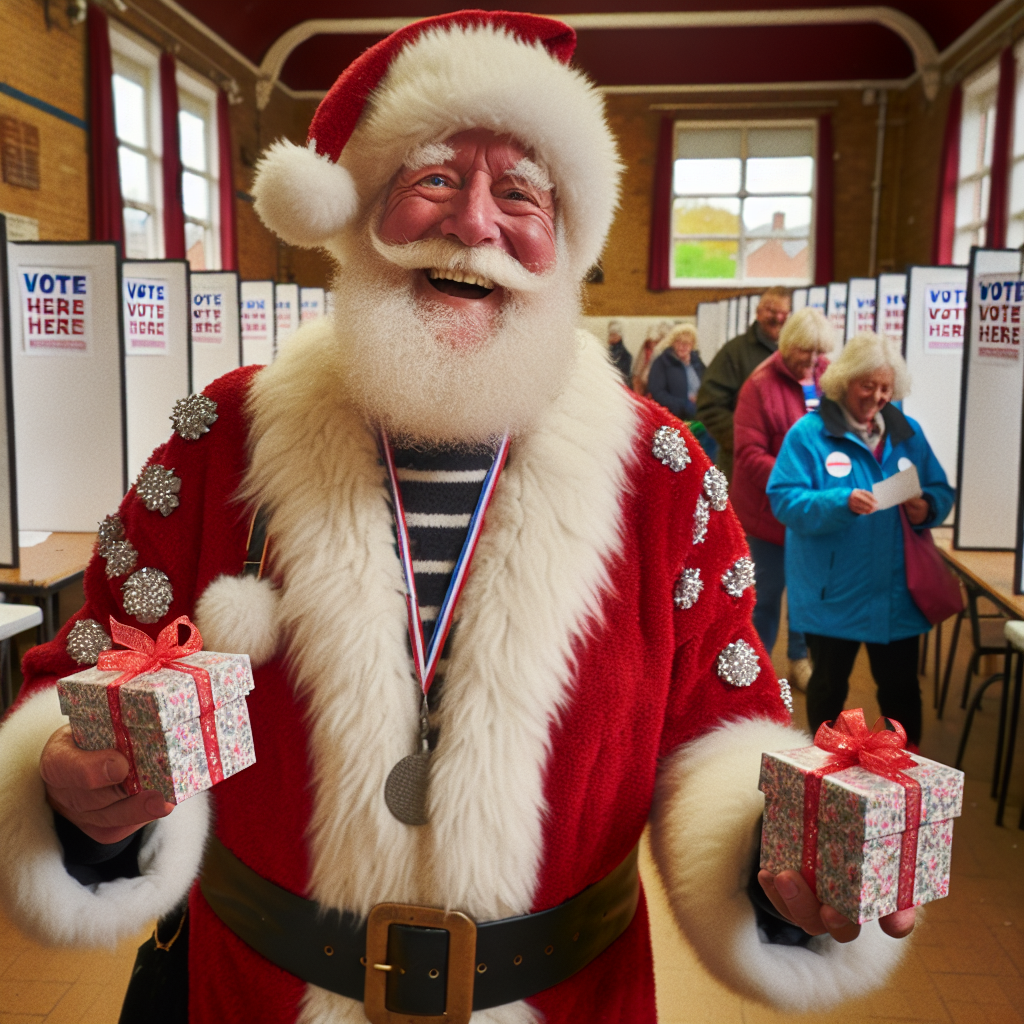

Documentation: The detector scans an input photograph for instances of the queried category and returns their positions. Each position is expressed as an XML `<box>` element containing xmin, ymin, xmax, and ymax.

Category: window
<box><xmin>953</xmin><ymin>61</ymin><xmax>999</xmax><ymax>264</ymax></box>
<box><xmin>1007</xmin><ymin>41</ymin><xmax>1024</xmax><ymax>250</ymax></box>
<box><xmin>110</xmin><ymin>29</ymin><xmax>163</xmax><ymax>259</ymax></box>
<box><xmin>670</xmin><ymin>121</ymin><xmax>815</xmax><ymax>287</ymax></box>
<box><xmin>177</xmin><ymin>70</ymin><xmax>219</xmax><ymax>271</ymax></box>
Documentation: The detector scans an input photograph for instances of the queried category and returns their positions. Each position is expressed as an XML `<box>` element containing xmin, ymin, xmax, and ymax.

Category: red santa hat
<box><xmin>252</xmin><ymin>10</ymin><xmax>622</xmax><ymax>278</ymax></box>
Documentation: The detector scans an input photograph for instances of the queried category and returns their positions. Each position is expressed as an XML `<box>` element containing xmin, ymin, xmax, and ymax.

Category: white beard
<box><xmin>325</xmin><ymin>227</ymin><xmax>582</xmax><ymax>446</ymax></box>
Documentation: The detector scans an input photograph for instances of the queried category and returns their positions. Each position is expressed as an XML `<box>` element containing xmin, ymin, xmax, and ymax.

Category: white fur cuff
<box><xmin>0</xmin><ymin>689</ymin><xmax>210</xmax><ymax>948</ymax></box>
<box><xmin>650</xmin><ymin>717</ymin><xmax>909</xmax><ymax>1012</ymax></box>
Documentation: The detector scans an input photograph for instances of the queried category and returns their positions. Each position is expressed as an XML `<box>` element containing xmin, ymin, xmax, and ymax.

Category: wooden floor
<box><xmin>0</xmin><ymin>611</ymin><xmax>1021</xmax><ymax>1023</ymax></box>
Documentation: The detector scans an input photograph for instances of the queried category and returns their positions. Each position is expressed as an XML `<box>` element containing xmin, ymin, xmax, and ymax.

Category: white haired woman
<box><xmin>647</xmin><ymin>324</ymin><xmax>717</xmax><ymax>458</ymax></box>
<box><xmin>766</xmin><ymin>333</ymin><xmax>954</xmax><ymax>748</ymax></box>
<box><xmin>732</xmin><ymin>307</ymin><xmax>835</xmax><ymax>691</ymax></box>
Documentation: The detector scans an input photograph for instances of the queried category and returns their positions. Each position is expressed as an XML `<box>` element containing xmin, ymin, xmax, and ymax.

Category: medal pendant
<box><xmin>385</xmin><ymin>750</ymin><xmax>430</xmax><ymax>825</ymax></box>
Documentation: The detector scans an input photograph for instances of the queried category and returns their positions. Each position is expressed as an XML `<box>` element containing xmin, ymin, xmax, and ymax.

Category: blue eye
<box><xmin>423</xmin><ymin>175</ymin><xmax>448</xmax><ymax>187</ymax></box>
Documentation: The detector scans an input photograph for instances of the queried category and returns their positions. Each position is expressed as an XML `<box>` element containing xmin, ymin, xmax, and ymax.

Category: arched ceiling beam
<box><xmin>254</xmin><ymin>6</ymin><xmax>941</xmax><ymax>109</ymax></box>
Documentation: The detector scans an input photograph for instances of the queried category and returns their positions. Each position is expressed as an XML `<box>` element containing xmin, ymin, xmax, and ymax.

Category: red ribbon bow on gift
<box><xmin>801</xmin><ymin>709</ymin><xmax>922</xmax><ymax>913</ymax></box>
<box><xmin>98</xmin><ymin>616</ymin><xmax>224</xmax><ymax>797</ymax></box>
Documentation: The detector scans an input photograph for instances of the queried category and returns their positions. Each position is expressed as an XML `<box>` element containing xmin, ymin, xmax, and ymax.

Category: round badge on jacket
<box><xmin>898</xmin><ymin>457</ymin><xmax>914</xmax><ymax>472</ymax></box>
<box><xmin>825</xmin><ymin>451</ymin><xmax>852</xmax><ymax>478</ymax></box>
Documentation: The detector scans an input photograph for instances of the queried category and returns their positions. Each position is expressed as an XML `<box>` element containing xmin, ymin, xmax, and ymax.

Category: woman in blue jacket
<box><xmin>766</xmin><ymin>333</ymin><xmax>954</xmax><ymax>747</ymax></box>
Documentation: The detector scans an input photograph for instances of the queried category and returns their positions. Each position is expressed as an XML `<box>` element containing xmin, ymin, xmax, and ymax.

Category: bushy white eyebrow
<box><xmin>405</xmin><ymin>142</ymin><xmax>456</xmax><ymax>171</ymax></box>
<box><xmin>504</xmin><ymin>157</ymin><xmax>553</xmax><ymax>193</ymax></box>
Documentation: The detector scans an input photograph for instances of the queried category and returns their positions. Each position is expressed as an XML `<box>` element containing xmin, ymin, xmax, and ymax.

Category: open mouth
<box><xmin>426</xmin><ymin>268</ymin><xmax>495</xmax><ymax>300</ymax></box>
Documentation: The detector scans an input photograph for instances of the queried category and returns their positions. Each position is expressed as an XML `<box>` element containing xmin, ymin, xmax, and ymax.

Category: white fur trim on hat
<box><xmin>649</xmin><ymin>716</ymin><xmax>910</xmax><ymax>1012</ymax></box>
<box><xmin>194</xmin><ymin>573</ymin><xmax>281</xmax><ymax>669</ymax></box>
<box><xmin>0</xmin><ymin>688</ymin><xmax>210</xmax><ymax>947</ymax></box>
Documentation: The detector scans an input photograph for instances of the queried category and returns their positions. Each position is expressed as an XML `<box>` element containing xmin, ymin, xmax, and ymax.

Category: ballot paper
<box><xmin>872</xmin><ymin>465</ymin><xmax>922</xmax><ymax>510</ymax></box>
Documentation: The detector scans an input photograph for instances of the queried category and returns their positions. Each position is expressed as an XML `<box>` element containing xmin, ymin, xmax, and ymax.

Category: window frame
<box><xmin>1006</xmin><ymin>39</ymin><xmax>1024</xmax><ymax>251</ymax></box>
<box><xmin>176</xmin><ymin>66</ymin><xmax>221</xmax><ymax>271</ymax></box>
<box><xmin>953</xmin><ymin>59</ymin><xmax>1000</xmax><ymax>264</ymax></box>
<box><xmin>109</xmin><ymin>25</ymin><xmax>164</xmax><ymax>260</ymax></box>
<box><xmin>668</xmin><ymin>118</ymin><xmax>818</xmax><ymax>290</ymax></box>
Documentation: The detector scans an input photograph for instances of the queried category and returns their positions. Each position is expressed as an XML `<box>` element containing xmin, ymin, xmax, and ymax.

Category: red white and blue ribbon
<box><xmin>380</xmin><ymin>430</ymin><xmax>510</xmax><ymax>697</ymax></box>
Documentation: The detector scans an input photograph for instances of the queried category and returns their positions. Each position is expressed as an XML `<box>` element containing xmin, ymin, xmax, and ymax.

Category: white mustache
<box><xmin>368</xmin><ymin>231</ymin><xmax>549</xmax><ymax>293</ymax></box>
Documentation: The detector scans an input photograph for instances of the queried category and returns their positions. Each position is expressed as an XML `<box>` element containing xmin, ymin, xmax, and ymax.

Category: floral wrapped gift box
<box><xmin>759</xmin><ymin>714</ymin><xmax>963</xmax><ymax>924</ymax></box>
<box><xmin>57</xmin><ymin>617</ymin><xmax>256</xmax><ymax>805</ymax></box>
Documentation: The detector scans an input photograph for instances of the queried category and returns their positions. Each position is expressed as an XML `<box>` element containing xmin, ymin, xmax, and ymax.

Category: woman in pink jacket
<box><xmin>733</xmin><ymin>307</ymin><xmax>835</xmax><ymax>690</ymax></box>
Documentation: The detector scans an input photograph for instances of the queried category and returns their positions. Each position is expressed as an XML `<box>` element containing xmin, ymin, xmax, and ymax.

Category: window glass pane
<box><xmin>1006</xmin><ymin>217</ymin><xmax>1024</xmax><ymax>250</ymax></box>
<box><xmin>113</xmin><ymin>75</ymin><xmax>147</xmax><ymax>148</ymax></box>
<box><xmin>953</xmin><ymin>227</ymin><xmax>977</xmax><ymax>266</ymax></box>
<box><xmin>185</xmin><ymin>221</ymin><xmax>206</xmax><ymax>271</ymax></box>
<box><xmin>982</xmin><ymin>103</ymin><xmax>997</xmax><ymax>170</ymax></box>
<box><xmin>118</xmin><ymin>145</ymin><xmax>149</xmax><ymax>203</ymax></box>
<box><xmin>673</xmin><ymin>239</ymin><xmax>737</xmax><ymax>279</ymax></box>
<box><xmin>182</xmin><ymin>170</ymin><xmax>209</xmax><ymax>219</ymax></box>
<box><xmin>673</xmin><ymin>197</ymin><xmax>740</xmax><ymax>236</ymax></box>
<box><xmin>123</xmin><ymin>207</ymin><xmax>153</xmax><ymax>260</ymax></box>
<box><xmin>1009</xmin><ymin>160</ymin><xmax>1024</xmax><ymax>216</ymax></box>
<box><xmin>746</xmin><ymin>156</ymin><xmax>813</xmax><ymax>194</ymax></box>
<box><xmin>676</xmin><ymin>128</ymin><xmax>741</xmax><ymax>159</ymax></box>
<box><xmin>955</xmin><ymin>180</ymin><xmax>981</xmax><ymax>227</ymax></box>
<box><xmin>742</xmin><ymin>196</ymin><xmax>812</xmax><ymax>234</ymax></box>
<box><xmin>179</xmin><ymin>110</ymin><xmax>207</xmax><ymax>172</ymax></box>
<box><xmin>1015</xmin><ymin>79</ymin><xmax>1024</xmax><ymax>157</ymax></box>
<box><xmin>743</xmin><ymin>237</ymin><xmax>809</xmax><ymax>280</ymax></box>
<box><xmin>673</xmin><ymin>159</ymin><xmax>741</xmax><ymax>195</ymax></box>
<box><xmin>747</xmin><ymin>127</ymin><xmax>813</xmax><ymax>158</ymax></box>
<box><xmin>958</xmin><ymin>109</ymin><xmax>983</xmax><ymax>177</ymax></box>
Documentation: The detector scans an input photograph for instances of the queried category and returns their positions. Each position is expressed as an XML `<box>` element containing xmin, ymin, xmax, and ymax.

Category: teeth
<box><xmin>427</xmin><ymin>269</ymin><xmax>495</xmax><ymax>290</ymax></box>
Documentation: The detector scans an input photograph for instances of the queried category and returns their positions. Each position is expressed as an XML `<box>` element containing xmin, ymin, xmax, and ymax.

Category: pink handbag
<box><xmin>899</xmin><ymin>507</ymin><xmax>964</xmax><ymax>625</ymax></box>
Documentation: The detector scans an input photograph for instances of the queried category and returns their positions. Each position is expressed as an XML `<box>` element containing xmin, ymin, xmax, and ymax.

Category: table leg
<box><xmin>996</xmin><ymin>651</ymin><xmax>1023</xmax><ymax>827</ymax></box>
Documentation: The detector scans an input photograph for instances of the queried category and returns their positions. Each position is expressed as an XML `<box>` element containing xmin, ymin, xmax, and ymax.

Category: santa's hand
<box><xmin>757</xmin><ymin>869</ymin><xmax>916</xmax><ymax>943</ymax></box>
<box><xmin>40</xmin><ymin>725</ymin><xmax>174</xmax><ymax>845</ymax></box>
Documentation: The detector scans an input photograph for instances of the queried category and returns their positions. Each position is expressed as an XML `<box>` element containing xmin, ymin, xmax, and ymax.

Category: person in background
<box><xmin>606</xmin><ymin>320</ymin><xmax>632</xmax><ymax>385</ymax></box>
<box><xmin>732</xmin><ymin>307</ymin><xmax>834</xmax><ymax>693</ymax></box>
<box><xmin>648</xmin><ymin>324</ymin><xmax>716</xmax><ymax>460</ymax></box>
<box><xmin>697</xmin><ymin>286</ymin><xmax>792</xmax><ymax>481</ymax></box>
<box><xmin>766</xmin><ymin>332</ymin><xmax>954</xmax><ymax>748</ymax></box>
<box><xmin>631</xmin><ymin>328</ymin><xmax>660</xmax><ymax>396</ymax></box>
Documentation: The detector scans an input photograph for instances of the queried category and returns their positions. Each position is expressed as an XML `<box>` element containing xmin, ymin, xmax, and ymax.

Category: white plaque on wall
<box><xmin>7</xmin><ymin>241</ymin><xmax>125</xmax><ymax>532</ymax></box>
<box><xmin>240</xmin><ymin>280</ymin><xmax>275</xmax><ymax>366</ymax></box>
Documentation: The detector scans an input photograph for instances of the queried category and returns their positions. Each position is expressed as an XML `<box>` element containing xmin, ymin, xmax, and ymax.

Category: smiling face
<box><xmin>844</xmin><ymin>366</ymin><xmax>895</xmax><ymax>424</ymax></box>
<box><xmin>377</xmin><ymin>129</ymin><xmax>557</xmax><ymax>346</ymax></box>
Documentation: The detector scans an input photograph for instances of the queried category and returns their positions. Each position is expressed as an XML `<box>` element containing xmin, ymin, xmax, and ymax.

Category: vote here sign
<box><xmin>925</xmin><ymin>285</ymin><xmax>966</xmax><ymax>354</ymax></box>
<box><xmin>974</xmin><ymin>275</ymin><xmax>1023</xmax><ymax>363</ymax></box>
<box><xmin>19</xmin><ymin>268</ymin><xmax>89</xmax><ymax>353</ymax></box>
<box><xmin>124</xmin><ymin>278</ymin><xmax>167</xmax><ymax>354</ymax></box>
<box><xmin>242</xmin><ymin>295</ymin><xmax>269</xmax><ymax>341</ymax></box>
<box><xmin>192</xmin><ymin>289</ymin><xmax>225</xmax><ymax>343</ymax></box>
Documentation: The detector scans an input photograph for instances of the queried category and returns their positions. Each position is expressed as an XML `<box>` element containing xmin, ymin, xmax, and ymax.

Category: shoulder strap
<box><xmin>241</xmin><ymin>506</ymin><xmax>271</xmax><ymax>579</ymax></box>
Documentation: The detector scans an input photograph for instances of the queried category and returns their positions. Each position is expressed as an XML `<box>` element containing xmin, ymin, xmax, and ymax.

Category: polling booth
<box><xmin>240</xmin><ymin>280</ymin><xmax>275</xmax><ymax>367</ymax></box>
<box><xmin>955</xmin><ymin>248</ymin><xmax>1024</xmax><ymax>551</ymax></box>
<box><xmin>901</xmin><ymin>265</ymin><xmax>968</xmax><ymax>501</ymax></box>
<box><xmin>807</xmin><ymin>285</ymin><xmax>827</xmax><ymax>314</ymax></box>
<box><xmin>792</xmin><ymin>287</ymin><xmax>808</xmax><ymax>311</ymax></box>
<box><xmin>726</xmin><ymin>296</ymin><xmax>738</xmax><ymax>340</ymax></box>
<box><xmin>875</xmin><ymin>272</ymin><xmax>907</xmax><ymax>347</ymax></box>
<box><xmin>122</xmin><ymin>260</ymin><xmax>190</xmax><ymax>483</ymax></box>
<box><xmin>845</xmin><ymin>277</ymin><xmax>876</xmax><ymax>340</ymax></box>
<box><xmin>747</xmin><ymin>294</ymin><xmax>761</xmax><ymax>326</ymax></box>
<box><xmin>275</xmin><ymin>282</ymin><xmax>300</xmax><ymax>350</ymax></box>
<box><xmin>736</xmin><ymin>295</ymin><xmax>749</xmax><ymax>335</ymax></box>
<box><xmin>300</xmin><ymin>286</ymin><xmax>326</xmax><ymax>323</ymax></box>
<box><xmin>7</xmin><ymin>240</ymin><xmax>125</xmax><ymax>532</ymax></box>
<box><xmin>696</xmin><ymin>301</ymin><xmax>725</xmax><ymax>361</ymax></box>
<box><xmin>826</xmin><ymin>282</ymin><xmax>847</xmax><ymax>341</ymax></box>
<box><xmin>0</xmin><ymin>219</ymin><xmax>18</xmax><ymax>566</ymax></box>
<box><xmin>190</xmin><ymin>271</ymin><xmax>241</xmax><ymax>395</ymax></box>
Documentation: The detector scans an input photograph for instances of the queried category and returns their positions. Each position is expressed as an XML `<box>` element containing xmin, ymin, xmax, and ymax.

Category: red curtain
<box><xmin>932</xmin><ymin>84</ymin><xmax>962</xmax><ymax>265</ymax></box>
<box><xmin>160</xmin><ymin>52</ymin><xmax>186</xmax><ymax>260</ymax></box>
<box><xmin>813</xmin><ymin>115</ymin><xmax>833</xmax><ymax>285</ymax></box>
<box><xmin>647</xmin><ymin>116</ymin><xmax>673</xmax><ymax>291</ymax></box>
<box><xmin>87</xmin><ymin>5</ymin><xmax>123</xmax><ymax>248</ymax></box>
<box><xmin>986</xmin><ymin>47</ymin><xmax>1017</xmax><ymax>251</ymax></box>
<box><xmin>217</xmin><ymin>90</ymin><xmax>237</xmax><ymax>271</ymax></box>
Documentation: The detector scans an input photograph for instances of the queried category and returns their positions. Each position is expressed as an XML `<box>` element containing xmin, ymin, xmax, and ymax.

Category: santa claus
<box><xmin>0</xmin><ymin>11</ymin><xmax>913</xmax><ymax>1024</ymax></box>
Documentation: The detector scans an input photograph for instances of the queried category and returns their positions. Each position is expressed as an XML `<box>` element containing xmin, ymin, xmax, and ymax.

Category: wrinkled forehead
<box><xmin>403</xmin><ymin>128</ymin><xmax>553</xmax><ymax>191</ymax></box>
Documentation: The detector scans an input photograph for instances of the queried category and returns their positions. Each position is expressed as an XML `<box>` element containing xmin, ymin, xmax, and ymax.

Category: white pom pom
<box><xmin>194</xmin><ymin>575</ymin><xmax>281</xmax><ymax>668</ymax></box>
<box><xmin>252</xmin><ymin>140</ymin><xmax>360</xmax><ymax>248</ymax></box>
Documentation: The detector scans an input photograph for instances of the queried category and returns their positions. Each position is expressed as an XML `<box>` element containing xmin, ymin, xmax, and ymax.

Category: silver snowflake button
<box><xmin>693</xmin><ymin>496</ymin><xmax>710</xmax><ymax>545</ymax></box>
<box><xmin>703</xmin><ymin>467</ymin><xmax>729</xmax><ymax>511</ymax></box>
<box><xmin>122</xmin><ymin>567</ymin><xmax>173</xmax><ymax>624</ymax></box>
<box><xmin>97</xmin><ymin>514</ymin><xmax>124</xmax><ymax>555</ymax></box>
<box><xmin>66</xmin><ymin>619</ymin><xmax>112</xmax><ymax>665</ymax></box>
<box><xmin>722</xmin><ymin>556</ymin><xmax>756</xmax><ymax>598</ymax></box>
<box><xmin>170</xmin><ymin>393</ymin><xmax>218</xmax><ymax>441</ymax></box>
<box><xmin>652</xmin><ymin>426</ymin><xmax>691</xmax><ymax>473</ymax></box>
<box><xmin>135</xmin><ymin>465</ymin><xmax>182</xmax><ymax>517</ymax></box>
<box><xmin>103</xmin><ymin>539</ymin><xmax>138</xmax><ymax>579</ymax></box>
<box><xmin>778</xmin><ymin>677</ymin><xmax>793</xmax><ymax>715</ymax></box>
<box><xmin>673</xmin><ymin>567</ymin><xmax>703</xmax><ymax>609</ymax></box>
<box><xmin>716</xmin><ymin>638</ymin><xmax>761</xmax><ymax>688</ymax></box>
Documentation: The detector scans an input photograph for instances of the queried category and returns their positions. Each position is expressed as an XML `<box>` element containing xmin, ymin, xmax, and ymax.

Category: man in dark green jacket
<box><xmin>696</xmin><ymin>286</ymin><xmax>792</xmax><ymax>481</ymax></box>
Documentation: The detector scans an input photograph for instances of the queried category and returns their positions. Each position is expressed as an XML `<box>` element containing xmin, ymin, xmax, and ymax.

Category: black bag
<box><xmin>118</xmin><ymin>904</ymin><xmax>190</xmax><ymax>1024</ymax></box>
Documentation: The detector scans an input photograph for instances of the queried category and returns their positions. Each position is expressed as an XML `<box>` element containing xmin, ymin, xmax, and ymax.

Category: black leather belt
<box><xmin>200</xmin><ymin>836</ymin><xmax>639</xmax><ymax>1024</ymax></box>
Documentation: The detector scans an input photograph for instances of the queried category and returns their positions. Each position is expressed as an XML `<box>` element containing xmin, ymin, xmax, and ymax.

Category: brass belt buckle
<box><xmin>364</xmin><ymin>903</ymin><xmax>477</xmax><ymax>1024</ymax></box>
